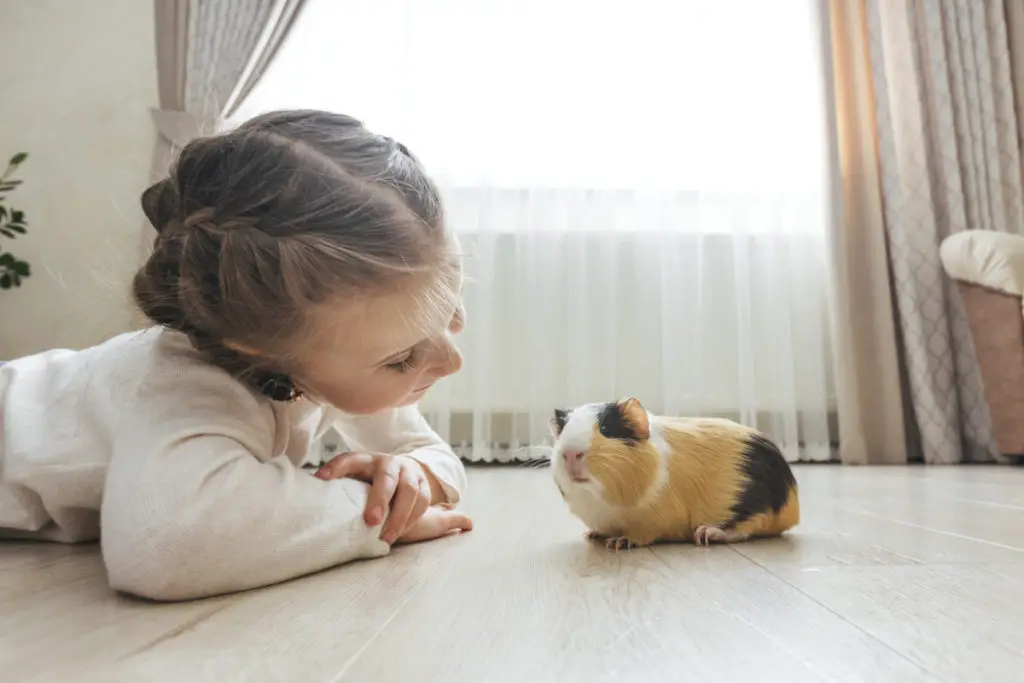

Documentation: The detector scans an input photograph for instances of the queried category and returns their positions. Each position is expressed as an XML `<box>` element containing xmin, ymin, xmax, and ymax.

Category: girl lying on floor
<box><xmin>0</xmin><ymin>110</ymin><xmax>472</xmax><ymax>601</ymax></box>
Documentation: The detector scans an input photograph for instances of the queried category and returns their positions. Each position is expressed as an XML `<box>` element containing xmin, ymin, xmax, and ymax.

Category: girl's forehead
<box><xmin>313</xmin><ymin>273</ymin><xmax>461</xmax><ymax>357</ymax></box>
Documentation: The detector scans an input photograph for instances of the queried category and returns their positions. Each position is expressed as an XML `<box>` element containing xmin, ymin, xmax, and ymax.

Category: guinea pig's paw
<box><xmin>605</xmin><ymin>536</ymin><xmax>636</xmax><ymax>552</ymax></box>
<box><xmin>693</xmin><ymin>525</ymin><xmax>719</xmax><ymax>546</ymax></box>
<box><xmin>583</xmin><ymin>530</ymin><xmax>605</xmax><ymax>542</ymax></box>
<box><xmin>693</xmin><ymin>525</ymin><xmax>747</xmax><ymax>546</ymax></box>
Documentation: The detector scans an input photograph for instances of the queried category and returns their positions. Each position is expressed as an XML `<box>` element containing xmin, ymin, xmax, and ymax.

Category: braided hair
<box><xmin>133</xmin><ymin>110</ymin><xmax>451</xmax><ymax>401</ymax></box>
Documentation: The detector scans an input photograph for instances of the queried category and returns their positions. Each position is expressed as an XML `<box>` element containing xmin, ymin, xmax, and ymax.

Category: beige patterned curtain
<box><xmin>149</xmin><ymin>0</ymin><xmax>307</xmax><ymax>158</ymax></box>
<box><xmin>827</xmin><ymin>0</ymin><xmax>909</xmax><ymax>465</ymax></box>
<box><xmin>829</xmin><ymin>0</ymin><xmax>1024</xmax><ymax>464</ymax></box>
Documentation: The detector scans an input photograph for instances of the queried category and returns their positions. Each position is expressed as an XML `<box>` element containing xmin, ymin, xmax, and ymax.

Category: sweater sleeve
<box><xmin>100</xmin><ymin>377</ymin><xmax>391</xmax><ymax>602</ymax></box>
<box><xmin>332</xmin><ymin>405</ymin><xmax>468</xmax><ymax>504</ymax></box>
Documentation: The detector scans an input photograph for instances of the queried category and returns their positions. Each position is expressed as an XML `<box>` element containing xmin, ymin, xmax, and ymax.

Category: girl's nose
<box><xmin>429</xmin><ymin>339</ymin><xmax>463</xmax><ymax>379</ymax></box>
<box><xmin>444</xmin><ymin>344</ymin><xmax>463</xmax><ymax>375</ymax></box>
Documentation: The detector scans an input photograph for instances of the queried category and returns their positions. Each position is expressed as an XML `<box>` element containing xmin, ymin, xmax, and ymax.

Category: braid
<box><xmin>136</xmin><ymin>199</ymin><xmax>303</xmax><ymax>401</ymax></box>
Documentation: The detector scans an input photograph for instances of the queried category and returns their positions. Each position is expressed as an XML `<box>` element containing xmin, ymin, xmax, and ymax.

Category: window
<box><xmin>235</xmin><ymin>0</ymin><xmax>831</xmax><ymax>195</ymax></box>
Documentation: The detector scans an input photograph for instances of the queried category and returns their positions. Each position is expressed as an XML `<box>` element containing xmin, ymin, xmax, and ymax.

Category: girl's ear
<box><xmin>550</xmin><ymin>408</ymin><xmax>571</xmax><ymax>438</ymax></box>
<box><xmin>617</xmin><ymin>397</ymin><xmax>650</xmax><ymax>440</ymax></box>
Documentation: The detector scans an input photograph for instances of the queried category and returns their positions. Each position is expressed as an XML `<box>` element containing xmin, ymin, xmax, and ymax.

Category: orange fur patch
<box><xmin>584</xmin><ymin>423</ymin><xmax>661</xmax><ymax>508</ymax></box>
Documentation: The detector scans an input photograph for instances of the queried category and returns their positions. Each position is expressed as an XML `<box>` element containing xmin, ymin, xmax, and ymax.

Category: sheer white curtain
<box><xmin>234</xmin><ymin>0</ymin><xmax>836</xmax><ymax>463</ymax></box>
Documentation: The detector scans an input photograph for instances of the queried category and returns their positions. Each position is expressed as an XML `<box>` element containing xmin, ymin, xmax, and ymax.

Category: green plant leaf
<box><xmin>0</xmin><ymin>180</ymin><xmax>22</xmax><ymax>190</ymax></box>
<box><xmin>0</xmin><ymin>253</ymin><xmax>14</xmax><ymax>266</ymax></box>
<box><xmin>0</xmin><ymin>229</ymin><xmax>14</xmax><ymax>239</ymax></box>
<box><xmin>9</xmin><ymin>153</ymin><xmax>27</xmax><ymax>165</ymax></box>
<box><xmin>11</xmin><ymin>210</ymin><xmax>23</xmax><ymax>223</ymax></box>
<box><xmin>7</xmin><ymin>224</ymin><xmax>26</xmax><ymax>234</ymax></box>
<box><xmin>0</xmin><ymin>207</ymin><xmax>6</xmax><ymax>219</ymax></box>
<box><xmin>0</xmin><ymin>275</ymin><xmax>11</xmax><ymax>289</ymax></box>
<box><xmin>12</xmin><ymin>261</ymin><xmax>29</xmax><ymax>276</ymax></box>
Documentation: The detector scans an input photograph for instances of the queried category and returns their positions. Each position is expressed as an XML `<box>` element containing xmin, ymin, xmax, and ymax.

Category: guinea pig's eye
<box><xmin>600</xmin><ymin>423</ymin><xmax>612</xmax><ymax>437</ymax></box>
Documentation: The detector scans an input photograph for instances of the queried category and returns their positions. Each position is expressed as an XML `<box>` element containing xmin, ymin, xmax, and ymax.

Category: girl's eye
<box><xmin>386</xmin><ymin>349</ymin><xmax>419</xmax><ymax>373</ymax></box>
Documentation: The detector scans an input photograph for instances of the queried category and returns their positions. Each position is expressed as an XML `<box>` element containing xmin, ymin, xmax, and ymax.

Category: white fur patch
<box><xmin>550</xmin><ymin>403</ymin><xmax>626</xmax><ymax>535</ymax></box>
<box><xmin>639</xmin><ymin>418</ymin><xmax>671</xmax><ymax>506</ymax></box>
<box><xmin>554</xmin><ymin>403</ymin><xmax>603</xmax><ymax>455</ymax></box>
<box><xmin>551</xmin><ymin>404</ymin><xmax>605</xmax><ymax>521</ymax></box>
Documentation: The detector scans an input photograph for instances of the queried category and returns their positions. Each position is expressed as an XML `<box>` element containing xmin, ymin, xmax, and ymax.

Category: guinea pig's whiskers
<box><xmin>513</xmin><ymin>445</ymin><xmax>555</xmax><ymax>470</ymax></box>
<box><xmin>515</xmin><ymin>458</ymin><xmax>552</xmax><ymax>469</ymax></box>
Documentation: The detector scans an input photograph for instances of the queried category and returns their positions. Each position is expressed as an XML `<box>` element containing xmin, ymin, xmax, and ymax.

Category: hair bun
<box><xmin>141</xmin><ymin>178</ymin><xmax>180</xmax><ymax>233</ymax></box>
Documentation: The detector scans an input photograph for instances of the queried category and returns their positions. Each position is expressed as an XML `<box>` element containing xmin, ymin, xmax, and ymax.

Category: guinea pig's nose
<box><xmin>563</xmin><ymin>450</ymin><xmax>584</xmax><ymax>466</ymax></box>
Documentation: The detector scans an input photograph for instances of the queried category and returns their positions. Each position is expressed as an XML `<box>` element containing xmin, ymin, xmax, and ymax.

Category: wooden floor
<box><xmin>2</xmin><ymin>465</ymin><xmax>1023</xmax><ymax>682</ymax></box>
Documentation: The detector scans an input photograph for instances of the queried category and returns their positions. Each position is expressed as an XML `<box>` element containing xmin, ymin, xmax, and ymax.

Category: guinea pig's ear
<box><xmin>617</xmin><ymin>397</ymin><xmax>650</xmax><ymax>440</ymax></box>
<box><xmin>550</xmin><ymin>408</ymin><xmax>571</xmax><ymax>438</ymax></box>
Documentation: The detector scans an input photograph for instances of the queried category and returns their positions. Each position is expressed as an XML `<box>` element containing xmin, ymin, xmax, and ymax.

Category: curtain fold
<box><xmin>150</xmin><ymin>0</ymin><xmax>310</xmax><ymax>142</ymax></box>
<box><xmin>221</xmin><ymin>0</ymin><xmax>309</xmax><ymax>119</ymax></box>
<box><xmin>153</xmin><ymin>0</ymin><xmax>188</xmax><ymax>114</ymax></box>
<box><xmin>826</xmin><ymin>0</ymin><xmax>909</xmax><ymax>464</ymax></box>
<box><xmin>145</xmin><ymin>0</ymin><xmax>309</xmax><ymax>195</ymax></box>
<box><xmin>1005</xmin><ymin>0</ymin><xmax>1024</xmax><ymax>168</ymax></box>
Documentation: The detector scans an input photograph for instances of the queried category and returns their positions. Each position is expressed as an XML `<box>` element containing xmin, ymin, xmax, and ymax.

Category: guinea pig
<box><xmin>549</xmin><ymin>397</ymin><xmax>799</xmax><ymax>550</ymax></box>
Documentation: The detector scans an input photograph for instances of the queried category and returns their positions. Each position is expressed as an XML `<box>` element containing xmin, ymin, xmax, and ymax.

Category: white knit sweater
<box><xmin>0</xmin><ymin>328</ymin><xmax>467</xmax><ymax>601</ymax></box>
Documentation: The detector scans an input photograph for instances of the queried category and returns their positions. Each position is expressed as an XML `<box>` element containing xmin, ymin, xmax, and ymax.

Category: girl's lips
<box><xmin>413</xmin><ymin>383</ymin><xmax>433</xmax><ymax>393</ymax></box>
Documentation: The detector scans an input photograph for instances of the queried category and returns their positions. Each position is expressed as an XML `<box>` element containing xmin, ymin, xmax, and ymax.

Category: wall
<box><xmin>0</xmin><ymin>0</ymin><xmax>158</xmax><ymax>358</ymax></box>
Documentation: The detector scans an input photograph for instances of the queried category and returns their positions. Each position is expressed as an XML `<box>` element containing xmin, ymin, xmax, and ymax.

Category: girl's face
<box><xmin>294</xmin><ymin>276</ymin><xmax>465</xmax><ymax>415</ymax></box>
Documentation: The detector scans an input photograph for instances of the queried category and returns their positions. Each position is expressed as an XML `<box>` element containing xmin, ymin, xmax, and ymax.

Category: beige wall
<box><xmin>0</xmin><ymin>0</ymin><xmax>158</xmax><ymax>358</ymax></box>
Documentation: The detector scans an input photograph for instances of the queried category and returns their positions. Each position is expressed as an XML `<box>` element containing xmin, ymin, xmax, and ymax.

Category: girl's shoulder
<box><xmin>4</xmin><ymin>327</ymin><xmax>273</xmax><ymax>420</ymax></box>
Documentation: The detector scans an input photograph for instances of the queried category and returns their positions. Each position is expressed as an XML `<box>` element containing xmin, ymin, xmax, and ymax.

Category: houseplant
<box><xmin>0</xmin><ymin>152</ymin><xmax>31</xmax><ymax>289</ymax></box>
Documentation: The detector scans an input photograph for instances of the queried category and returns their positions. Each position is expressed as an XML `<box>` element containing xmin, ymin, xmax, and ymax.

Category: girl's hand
<box><xmin>395</xmin><ymin>504</ymin><xmax>473</xmax><ymax>545</ymax></box>
<box><xmin>315</xmin><ymin>452</ymin><xmax>443</xmax><ymax>544</ymax></box>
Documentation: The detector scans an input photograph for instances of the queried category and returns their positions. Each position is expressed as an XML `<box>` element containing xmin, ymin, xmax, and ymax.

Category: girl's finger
<box><xmin>440</xmin><ymin>510</ymin><xmax>473</xmax><ymax>532</ymax></box>
<box><xmin>404</xmin><ymin>479</ymin><xmax>432</xmax><ymax>534</ymax></box>
<box><xmin>380</xmin><ymin>471</ymin><xmax>417</xmax><ymax>543</ymax></box>
<box><xmin>393</xmin><ymin>506</ymin><xmax>472</xmax><ymax>545</ymax></box>
<box><xmin>365</xmin><ymin>457</ymin><xmax>402</xmax><ymax>527</ymax></box>
<box><xmin>315</xmin><ymin>451</ymin><xmax>374</xmax><ymax>481</ymax></box>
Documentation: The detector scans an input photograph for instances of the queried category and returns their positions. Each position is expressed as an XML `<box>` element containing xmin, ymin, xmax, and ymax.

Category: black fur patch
<box><xmin>727</xmin><ymin>434</ymin><xmax>797</xmax><ymax>526</ymax></box>
<box><xmin>597</xmin><ymin>402</ymin><xmax>641</xmax><ymax>443</ymax></box>
<box><xmin>552</xmin><ymin>408</ymin><xmax>571</xmax><ymax>436</ymax></box>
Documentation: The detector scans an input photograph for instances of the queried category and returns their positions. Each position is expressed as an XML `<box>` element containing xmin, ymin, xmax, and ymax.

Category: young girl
<box><xmin>0</xmin><ymin>110</ymin><xmax>472</xmax><ymax>601</ymax></box>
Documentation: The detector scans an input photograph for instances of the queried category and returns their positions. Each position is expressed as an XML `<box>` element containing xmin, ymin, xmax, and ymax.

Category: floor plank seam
<box><xmin>946</xmin><ymin>497</ymin><xmax>1024</xmax><ymax>511</ymax></box>
<box><xmin>727</xmin><ymin>547</ymin><xmax>941</xmax><ymax>680</ymax></box>
<box><xmin>327</xmin><ymin>580</ymin><xmax>423</xmax><ymax>683</ymax></box>
<box><xmin>837</xmin><ymin>507</ymin><xmax>1024</xmax><ymax>552</ymax></box>
<box><xmin>645</xmin><ymin>549</ymin><xmax>838</xmax><ymax>683</ymax></box>
<box><xmin>119</xmin><ymin>602</ymin><xmax>231</xmax><ymax>660</ymax></box>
